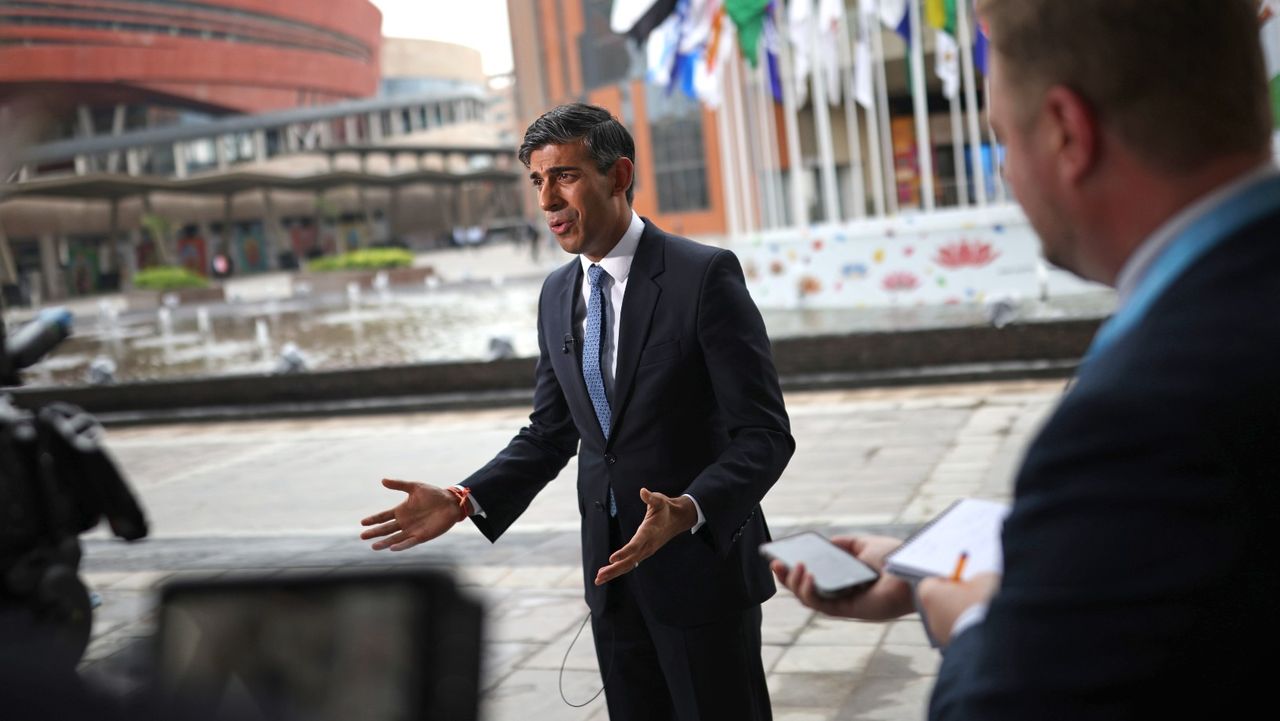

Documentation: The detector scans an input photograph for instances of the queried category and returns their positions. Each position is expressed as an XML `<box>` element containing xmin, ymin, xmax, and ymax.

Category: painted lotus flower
<box><xmin>798</xmin><ymin>275</ymin><xmax>823</xmax><ymax>296</ymax></box>
<box><xmin>935</xmin><ymin>239</ymin><xmax>1001</xmax><ymax>268</ymax></box>
<box><xmin>881</xmin><ymin>271</ymin><xmax>920</xmax><ymax>292</ymax></box>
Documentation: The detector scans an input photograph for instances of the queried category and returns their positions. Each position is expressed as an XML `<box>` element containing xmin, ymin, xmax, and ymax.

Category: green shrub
<box><xmin>307</xmin><ymin>248</ymin><xmax>414</xmax><ymax>272</ymax></box>
<box><xmin>133</xmin><ymin>266</ymin><xmax>210</xmax><ymax>291</ymax></box>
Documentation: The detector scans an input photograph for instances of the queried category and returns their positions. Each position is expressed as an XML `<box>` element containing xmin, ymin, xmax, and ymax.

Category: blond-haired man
<box><xmin>775</xmin><ymin>1</ymin><xmax>1280</xmax><ymax>718</ymax></box>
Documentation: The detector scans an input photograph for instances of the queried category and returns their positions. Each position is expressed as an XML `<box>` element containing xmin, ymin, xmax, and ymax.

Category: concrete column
<box><xmin>174</xmin><ymin>142</ymin><xmax>189</xmax><ymax>178</ymax></box>
<box><xmin>262</xmin><ymin>189</ymin><xmax>283</xmax><ymax>270</ymax></box>
<box><xmin>107</xmin><ymin>103</ymin><xmax>126</xmax><ymax>173</ymax></box>
<box><xmin>39</xmin><ymin>233</ymin><xmax>65</xmax><ymax>301</ymax></box>
<box><xmin>126</xmin><ymin>148</ymin><xmax>141</xmax><ymax>176</ymax></box>
<box><xmin>75</xmin><ymin>104</ymin><xmax>94</xmax><ymax>175</ymax></box>
<box><xmin>254</xmin><ymin>129</ymin><xmax>268</xmax><ymax>162</ymax></box>
<box><xmin>105</xmin><ymin>198</ymin><xmax>119</xmax><ymax>275</ymax></box>
<box><xmin>344</xmin><ymin>115</ymin><xmax>358</xmax><ymax>144</ymax></box>
<box><xmin>214</xmin><ymin>134</ymin><xmax>229</xmax><ymax>170</ymax></box>
<box><xmin>0</xmin><ymin>219</ymin><xmax>17</xmax><ymax>284</ymax></box>
<box><xmin>222</xmin><ymin>194</ymin><xmax>235</xmax><ymax>266</ymax></box>
<box><xmin>141</xmin><ymin>194</ymin><xmax>174</xmax><ymax>266</ymax></box>
<box><xmin>368</xmin><ymin>112</ymin><xmax>383</xmax><ymax>142</ymax></box>
<box><xmin>389</xmin><ymin>186</ymin><xmax>401</xmax><ymax>243</ymax></box>
<box><xmin>390</xmin><ymin>108</ymin><xmax>405</xmax><ymax>137</ymax></box>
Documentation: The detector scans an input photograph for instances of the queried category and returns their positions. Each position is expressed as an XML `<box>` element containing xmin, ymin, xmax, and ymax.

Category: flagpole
<box><xmin>871</xmin><ymin>6</ymin><xmax>898</xmax><ymax>215</ymax></box>
<box><xmin>907</xmin><ymin>0</ymin><xmax>935</xmax><ymax>211</ymax></box>
<box><xmin>715</xmin><ymin>97</ymin><xmax>742</xmax><ymax>238</ymax></box>
<box><xmin>752</xmin><ymin>60</ymin><xmax>782</xmax><ymax>228</ymax></box>
<box><xmin>949</xmin><ymin>74</ymin><xmax>969</xmax><ymax>206</ymax></box>
<box><xmin>985</xmin><ymin>75</ymin><xmax>1007</xmax><ymax>202</ymax></box>
<box><xmin>758</xmin><ymin>60</ymin><xmax>787</xmax><ymax>229</ymax></box>
<box><xmin>838</xmin><ymin>8</ymin><xmax>867</xmax><ymax>219</ymax></box>
<box><xmin>728</xmin><ymin>53</ymin><xmax>759</xmax><ymax>231</ymax></box>
<box><xmin>773</xmin><ymin>1</ymin><xmax>808</xmax><ymax>227</ymax></box>
<box><xmin>856</xmin><ymin>2</ymin><xmax>886</xmax><ymax>216</ymax></box>
<box><xmin>807</xmin><ymin>11</ymin><xmax>841</xmax><ymax>223</ymax></box>
<box><xmin>956</xmin><ymin>0</ymin><xmax>987</xmax><ymax>206</ymax></box>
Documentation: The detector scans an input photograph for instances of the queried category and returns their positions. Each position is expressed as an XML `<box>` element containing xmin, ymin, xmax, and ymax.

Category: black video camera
<box><xmin>1</xmin><ymin>310</ymin><xmax>148</xmax><ymax>663</ymax></box>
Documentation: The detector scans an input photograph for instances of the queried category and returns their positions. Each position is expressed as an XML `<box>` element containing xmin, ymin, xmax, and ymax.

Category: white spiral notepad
<box><xmin>885</xmin><ymin>498</ymin><xmax>1011</xmax><ymax>582</ymax></box>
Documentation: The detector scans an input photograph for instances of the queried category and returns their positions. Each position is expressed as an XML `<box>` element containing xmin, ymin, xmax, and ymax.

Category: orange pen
<box><xmin>950</xmin><ymin>551</ymin><xmax>969</xmax><ymax>582</ymax></box>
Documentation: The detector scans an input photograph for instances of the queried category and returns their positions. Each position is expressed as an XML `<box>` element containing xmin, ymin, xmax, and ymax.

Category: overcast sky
<box><xmin>370</xmin><ymin>0</ymin><xmax>514</xmax><ymax>76</ymax></box>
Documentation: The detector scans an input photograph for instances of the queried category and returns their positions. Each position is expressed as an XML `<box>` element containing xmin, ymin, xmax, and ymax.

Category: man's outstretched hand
<box><xmin>772</xmin><ymin>535</ymin><xmax>915</xmax><ymax>621</ymax></box>
<box><xmin>595</xmin><ymin>488</ymin><xmax>697</xmax><ymax>586</ymax></box>
<box><xmin>359</xmin><ymin>478</ymin><xmax>463</xmax><ymax>551</ymax></box>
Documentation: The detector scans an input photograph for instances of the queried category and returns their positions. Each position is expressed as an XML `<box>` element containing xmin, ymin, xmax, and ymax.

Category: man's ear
<box><xmin>1042</xmin><ymin>86</ymin><xmax>1098</xmax><ymax>186</ymax></box>
<box><xmin>611</xmin><ymin>157</ymin><xmax>635</xmax><ymax>199</ymax></box>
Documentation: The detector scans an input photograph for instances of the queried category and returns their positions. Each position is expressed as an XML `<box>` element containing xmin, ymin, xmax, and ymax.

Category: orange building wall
<box><xmin>525</xmin><ymin>0</ymin><xmax>728</xmax><ymax>237</ymax></box>
<box><xmin>0</xmin><ymin>0</ymin><xmax>381</xmax><ymax>113</ymax></box>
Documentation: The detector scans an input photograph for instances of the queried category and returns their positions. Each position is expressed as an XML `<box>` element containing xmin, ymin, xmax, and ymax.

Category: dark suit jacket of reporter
<box><xmin>930</xmin><ymin>206</ymin><xmax>1280</xmax><ymax>720</ymax></box>
<box><xmin>462</xmin><ymin>219</ymin><xmax>794</xmax><ymax>627</ymax></box>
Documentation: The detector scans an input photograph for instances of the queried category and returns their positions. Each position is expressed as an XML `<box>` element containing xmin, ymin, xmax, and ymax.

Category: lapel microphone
<box><xmin>562</xmin><ymin>333</ymin><xmax>575</xmax><ymax>354</ymax></box>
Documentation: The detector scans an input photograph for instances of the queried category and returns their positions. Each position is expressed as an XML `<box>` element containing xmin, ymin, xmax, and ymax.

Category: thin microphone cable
<box><xmin>559</xmin><ymin>611</ymin><xmax>612</xmax><ymax>708</ymax></box>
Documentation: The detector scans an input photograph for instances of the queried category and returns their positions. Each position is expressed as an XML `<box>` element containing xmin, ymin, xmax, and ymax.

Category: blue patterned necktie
<box><xmin>583</xmin><ymin>264</ymin><xmax>617</xmax><ymax>517</ymax></box>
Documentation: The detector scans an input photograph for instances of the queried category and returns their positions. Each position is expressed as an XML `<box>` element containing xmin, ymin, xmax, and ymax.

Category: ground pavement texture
<box><xmin>77</xmin><ymin>379</ymin><xmax>1064</xmax><ymax>721</ymax></box>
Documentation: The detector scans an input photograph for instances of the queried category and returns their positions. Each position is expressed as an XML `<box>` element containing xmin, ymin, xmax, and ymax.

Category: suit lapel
<box><xmin>610</xmin><ymin>221</ymin><xmax>665</xmax><ymax>443</ymax></box>
<box><xmin>555</xmin><ymin>261</ymin><xmax>600</xmax><ymax>442</ymax></box>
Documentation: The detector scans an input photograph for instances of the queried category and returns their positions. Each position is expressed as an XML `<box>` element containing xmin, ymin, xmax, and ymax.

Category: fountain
<box><xmin>254</xmin><ymin>318</ymin><xmax>272</xmax><ymax>362</ymax></box>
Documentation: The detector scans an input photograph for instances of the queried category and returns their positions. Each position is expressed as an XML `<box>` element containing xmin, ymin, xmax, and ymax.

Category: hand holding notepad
<box><xmin>884</xmin><ymin>498</ymin><xmax>1010</xmax><ymax>583</ymax></box>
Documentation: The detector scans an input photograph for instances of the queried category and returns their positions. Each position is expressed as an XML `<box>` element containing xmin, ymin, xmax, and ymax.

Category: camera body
<box><xmin>0</xmin><ymin>314</ymin><xmax>148</xmax><ymax>663</ymax></box>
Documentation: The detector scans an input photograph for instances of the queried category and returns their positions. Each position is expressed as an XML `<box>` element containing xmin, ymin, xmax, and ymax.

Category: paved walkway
<box><xmin>78</xmin><ymin>379</ymin><xmax>1063</xmax><ymax>720</ymax></box>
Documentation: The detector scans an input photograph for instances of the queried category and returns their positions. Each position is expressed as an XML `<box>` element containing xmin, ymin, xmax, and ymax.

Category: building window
<box><xmin>648</xmin><ymin>90</ymin><xmax>710</xmax><ymax>213</ymax></box>
<box><xmin>580</xmin><ymin>0</ymin><xmax>630</xmax><ymax>91</ymax></box>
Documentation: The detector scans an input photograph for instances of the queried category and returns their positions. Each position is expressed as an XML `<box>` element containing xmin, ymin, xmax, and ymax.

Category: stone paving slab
<box><xmin>70</xmin><ymin>380</ymin><xmax>1064</xmax><ymax>720</ymax></box>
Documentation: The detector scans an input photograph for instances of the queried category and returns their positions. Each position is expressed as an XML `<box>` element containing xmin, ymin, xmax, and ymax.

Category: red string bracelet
<box><xmin>446</xmin><ymin>486</ymin><xmax>471</xmax><ymax>522</ymax></box>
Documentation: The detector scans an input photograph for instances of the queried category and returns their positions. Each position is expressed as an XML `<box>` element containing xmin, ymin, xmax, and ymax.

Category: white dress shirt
<box><xmin>467</xmin><ymin>211</ymin><xmax>705</xmax><ymax>533</ymax></box>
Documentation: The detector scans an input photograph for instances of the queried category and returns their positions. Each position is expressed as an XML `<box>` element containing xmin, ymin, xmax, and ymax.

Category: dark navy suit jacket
<box><xmin>930</xmin><ymin>205</ymin><xmax>1280</xmax><ymax>720</ymax></box>
<box><xmin>462</xmin><ymin>219</ymin><xmax>794</xmax><ymax>626</ymax></box>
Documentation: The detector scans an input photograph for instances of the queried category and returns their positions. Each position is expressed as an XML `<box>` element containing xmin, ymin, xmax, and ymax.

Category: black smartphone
<box><xmin>760</xmin><ymin>532</ymin><xmax>880</xmax><ymax>599</ymax></box>
<box><xmin>153</xmin><ymin>569</ymin><xmax>483</xmax><ymax>721</ymax></box>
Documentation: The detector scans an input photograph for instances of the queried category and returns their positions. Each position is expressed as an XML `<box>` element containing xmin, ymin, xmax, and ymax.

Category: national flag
<box><xmin>612</xmin><ymin>0</ymin><xmax>679</xmax><ymax>45</ymax></box>
<box><xmin>787</xmin><ymin>0</ymin><xmax>814</xmax><ymax>106</ymax></box>
<box><xmin>725</xmin><ymin>0</ymin><xmax>771</xmax><ymax>67</ymax></box>
<box><xmin>818</xmin><ymin>0</ymin><xmax>844</xmax><ymax>105</ymax></box>
<box><xmin>934</xmin><ymin>29</ymin><xmax>960</xmax><ymax>99</ymax></box>
<box><xmin>973</xmin><ymin>2</ymin><xmax>990</xmax><ymax>76</ymax></box>
<box><xmin>879</xmin><ymin>0</ymin><xmax>910</xmax><ymax>42</ymax></box>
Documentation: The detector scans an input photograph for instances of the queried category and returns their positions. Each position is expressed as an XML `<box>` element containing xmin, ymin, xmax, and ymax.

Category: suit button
<box><xmin>605</xmin><ymin>453</ymin><xmax>617</xmax><ymax>465</ymax></box>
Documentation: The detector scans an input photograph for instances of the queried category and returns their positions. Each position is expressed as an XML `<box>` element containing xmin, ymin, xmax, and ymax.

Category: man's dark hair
<box><xmin>518</xmin><ymin>103</ymin><xmax>636</xmax><ymax>203</ymax></box>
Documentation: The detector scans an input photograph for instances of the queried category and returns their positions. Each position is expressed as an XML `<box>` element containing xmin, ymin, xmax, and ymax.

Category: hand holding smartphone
<box><xmin>760</xmin><ymin>532</ymin><xmax>880</xmax><ymax>599</ymax></box>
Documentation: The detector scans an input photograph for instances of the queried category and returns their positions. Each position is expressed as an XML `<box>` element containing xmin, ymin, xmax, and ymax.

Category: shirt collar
<box><xmin>579</xmin><ymin>211</ymin><xmax>644</xmax><ymax>284</ymax></box>
<box><xmin>1115</xmin><ymin>162</ymin><xmax>1280</xmax><ymax>305</ymax></box>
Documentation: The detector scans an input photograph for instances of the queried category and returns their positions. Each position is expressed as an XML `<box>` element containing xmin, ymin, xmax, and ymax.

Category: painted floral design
<box><xmin>934</xmin><ymin>239</ymin><xmax>1001</xmax><ymax>269</ymax></box>
<box><xmin>881</xmin><ymin>271</ymin><xmax>920</xmax><ymax>292</ymax></box>
<box><xmin>798</xmin><ymin>276</ymin><xmax>823</xmax><ymax>297</ymax></box>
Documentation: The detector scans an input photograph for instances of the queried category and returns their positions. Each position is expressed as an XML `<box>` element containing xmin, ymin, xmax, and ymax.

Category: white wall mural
<box><xmin>733</xmin><ymin>204</ymin><xmax>1102</xmax><ymax>310</ymax></box>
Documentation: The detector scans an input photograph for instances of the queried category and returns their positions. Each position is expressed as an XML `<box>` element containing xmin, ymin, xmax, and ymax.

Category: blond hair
<box><xmin>977</xmin><ymin>0</ymin><xmax>1272</xmax><ymax>172</ymax></box>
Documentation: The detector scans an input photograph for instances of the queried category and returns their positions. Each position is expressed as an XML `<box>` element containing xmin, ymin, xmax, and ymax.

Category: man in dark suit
<box><xmin>361</xmin><ymin>103</ymin><xmax>793</xmax><ymax>720</ymax></box>
<box><xmin>773</xmin><ymin>1</ymin><xmax>1280</xmax><ymax>719</ymax></box>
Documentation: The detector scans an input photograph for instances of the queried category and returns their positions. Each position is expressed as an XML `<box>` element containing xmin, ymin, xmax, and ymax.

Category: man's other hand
<box><xmin>772</xmin><ymin>535</ymin><xmax>915</xmax><ymax>621</ymax></box>
<box><xmin>595</xmin><ymin>488</ymin><xmax>697</xmax><ymax>585</ymax></box>
<box><xmin>359</xmin><ymin>478</ymin><xmax>463</xmax><ymax>551</ymax></box>
<box><xmin>917</xmin><ymin>572</ymin><xmax>1001</xmax><ymax>647</ymax></box>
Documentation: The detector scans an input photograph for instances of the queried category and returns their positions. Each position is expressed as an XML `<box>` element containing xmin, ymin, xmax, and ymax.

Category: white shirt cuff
<box><xmin>950</xmin><ymin>601</ymin><xmax>988</xmax><ymax>641</ymax></box>
<box><xmin>454</xmin><ymin>485</ymin><xmax>486</xmax><ymax>518</ymax></box>
<box><xmin>683</xmin><ymin>494</ymin><xmax>706</xmax><ymax>533</ymax></box>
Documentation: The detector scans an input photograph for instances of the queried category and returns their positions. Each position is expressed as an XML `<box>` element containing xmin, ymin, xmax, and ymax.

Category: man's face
<box><xmin>528</xmin><ymin>141</ymin><xmax>628</xmax><ymax>259</ymax></box>
<box><xmin>989</xmin><ymin>53</ymin><xmax>1079</xmax><ymax>273</ymax></box>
